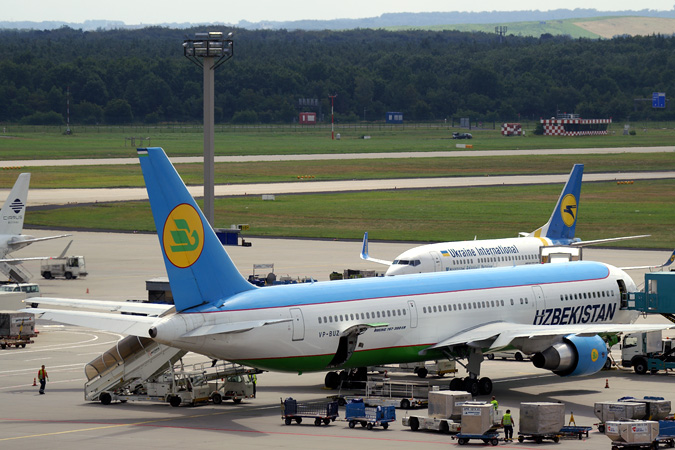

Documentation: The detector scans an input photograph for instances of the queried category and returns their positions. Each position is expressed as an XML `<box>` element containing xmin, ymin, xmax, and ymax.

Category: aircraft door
<box><xmin>532</xmin><ymin>285</ymin><xmax>546</xmax><ymax>311</ymax></box>
<box><xmin>429</xmin><ymin>251</ymin><xmax>442</xmax><ymax>272</ymax></box>
<box><xmin>407</xmin><ymin>300</ymin><xmax>418</xmax><ymax>328</ymax></box>
<box><xmin>290</xmin><ymin>308</ymin><xmax>305</xmax><ymax>341</ymax></box>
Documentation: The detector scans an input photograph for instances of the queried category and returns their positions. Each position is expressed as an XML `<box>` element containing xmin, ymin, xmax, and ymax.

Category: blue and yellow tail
<box><xmin>529</xmin><ymin>164</ymin><xmax>583</xmax><ymax>241</ymax></box>
<box><xmin>138</xmin><ymin>147</ymin><xmax>256</xmax><ymax>312</ymax></box>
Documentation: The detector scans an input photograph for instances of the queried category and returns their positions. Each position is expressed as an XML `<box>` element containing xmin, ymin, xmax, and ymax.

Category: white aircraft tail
<box><xmin>0</xmin><ymin>173</ymin><xmax>30</xmax><ymax>236</ymax></box>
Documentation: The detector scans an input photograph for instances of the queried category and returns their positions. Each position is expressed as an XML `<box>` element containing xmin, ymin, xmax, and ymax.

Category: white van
<box><xmin>0</xmin><ymin>283</ymin><xmax>40</xmax><ymax>295</ymax></box>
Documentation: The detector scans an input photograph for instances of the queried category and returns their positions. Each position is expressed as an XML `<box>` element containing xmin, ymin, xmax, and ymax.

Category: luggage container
<box><xmin>345</xmin><ymin>399</ymin><xmax>395</xmax><ymax>430</ymax></box>
<box><xmin>402</xmin><ymin>390</ymin><xmax>470</xmax><ymax>433</ymax></box>
<box><xmin>0</xmin><ymin>310</ymin><xmax>36</xmax><ymax>349</ymax></box>
<box><xmin>517</xmin><ymin>402</ymin><xmax>565</xmax><ymax>443</ymax></box>
<box><xmin>595</xmin><ymin>401</ymin><xmax>647</xmax><ymax>432</ymax></box>
<box><xmin>619</xmin><ymin>397</ymin><xmax>672</xmax><ymax>421</ymax></box>
<box><xmin>461</xmin><ymin>402</ymin><xmax>496</xmax><ymax>435</ymax></box>
<box><xmin>606</xmin><ymin>420</ymin><xmax>660</xmax><ymax>449</ymax></box>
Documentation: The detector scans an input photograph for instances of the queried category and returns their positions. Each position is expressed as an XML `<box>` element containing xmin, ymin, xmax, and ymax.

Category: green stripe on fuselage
<box><xmin>235</xmin><ymin>345</ymin><xmax>444</xmax><ymax>373</ymax></box>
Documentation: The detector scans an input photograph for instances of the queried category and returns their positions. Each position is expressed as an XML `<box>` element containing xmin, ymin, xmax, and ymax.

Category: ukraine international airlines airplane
<box><xmin>0</xmin><ymin>173</ymin><xmax>70</xmax><ymax>282</ymax></box>
<box><xmin>362</xmin><ymin>164</ymin><xmax>649</xmax><ymax>276</ymax></box>
<box><xmin>25</xmin><ymin>148</ymin><xmax>671</xmax><ymax>396</ymax></box>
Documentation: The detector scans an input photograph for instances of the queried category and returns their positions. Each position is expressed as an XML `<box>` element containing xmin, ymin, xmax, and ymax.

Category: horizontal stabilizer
<box><xmin>571</xmin><ymin>234</ymin><xmax>651</xmax><ymax>247</ymax></box>
<box><xmin>23</xmin><ymin>308</ymin><xmax>158</xmax><ymax>337</ymax></box>
<box><xmin>7</xmin><ymin>233</ymin><xmax>72</xmax><ymax>249</ymax></box>
<box><xmin>25</xmin><ymin>297</ymin><xmax>174</xmax><ymax>317</ymax></box>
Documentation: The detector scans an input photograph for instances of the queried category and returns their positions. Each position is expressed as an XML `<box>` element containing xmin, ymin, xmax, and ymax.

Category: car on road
<box><xmin>452</xmin><ymin>132</ymin><xmax>473</xmax><ymax>139</ymax></box>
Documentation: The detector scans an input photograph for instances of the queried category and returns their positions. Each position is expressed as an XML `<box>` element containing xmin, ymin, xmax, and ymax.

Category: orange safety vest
<box><xmin>38</xmin><ymin>369</ymin><xmax>47</xmax><ymax>380</ymax></box>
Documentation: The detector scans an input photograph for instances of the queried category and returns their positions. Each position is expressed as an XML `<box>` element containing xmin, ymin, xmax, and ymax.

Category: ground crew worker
<box><xmin>37</xmin><ymin>365</ymin><xmax>48</xmax><ymax>394</ymax></box>
<box><xmin>491</xmin><ymin>396</ymin><xmax>498</xmax><ymax>411</ymax></box>
<box><xmin>501</xmin><ymin>409</ymin><xmax>515</xmax><ymax>442</ymax></box>
<box><xmin>249</xmin><ymin>373</ymin><xmax>257</xmax><ymax>397</ymax></box>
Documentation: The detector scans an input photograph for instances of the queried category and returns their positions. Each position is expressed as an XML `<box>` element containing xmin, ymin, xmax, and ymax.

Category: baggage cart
<box><xmin>517</xmin><ymin>431</ymin><xmax>561</xmax><ymax>444</ymax></box>
<box><xmin>345</xmin><ymin>399</ymin><xmax>396</xmax><ymax>430</ymax></box>
<box><xmin>559</xmin><ymin>425</ymin><xmax>593</xmax><ymax>439</ymax></box>
<box><xmin>281</xmin><ymin>397</ymin><xmax>338</xmax><ymax>426</ymax></box>
<box><xmin>452</xmin><ymin>431</ymin><xmax>500</xmax><ymax>446</ymax></box>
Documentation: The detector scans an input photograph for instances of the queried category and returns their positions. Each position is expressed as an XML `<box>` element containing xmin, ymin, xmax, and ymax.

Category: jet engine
<box><xmin>530</xmin><ymin>334</ymin><xmax>607</xmax><ymax>377</ymax></box>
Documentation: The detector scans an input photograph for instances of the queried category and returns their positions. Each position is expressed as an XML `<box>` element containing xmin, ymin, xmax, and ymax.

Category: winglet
<box><xmin>137</xmin><ymin>147</ymin><xmax>256</xmax><ymax>312</ymax></box>
<box><xmin>0</xmin><ymin>173</ymin><xmax>30</xmax><ymax>236</ymax></box>
<box><xmin>359</xmin><ymin>232</ymin><xmax>393</xmax><ymax>266</ymax></box>
<box><xmin>621</xmin><ymin>249</ymin><xmax>675</xmax><ymax>271</ymax></box>
<box><xmin>529</xmin><ymin>164</ymin><xmax>583</xmax><ymax>240</ymax></box>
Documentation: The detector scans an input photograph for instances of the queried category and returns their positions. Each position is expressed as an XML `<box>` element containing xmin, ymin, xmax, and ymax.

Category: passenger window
<box><xmin>387</xmin><ymin>310</ymin><xmax>391</xmax><ymax>317</ymax></box>
<box><xmin>443</xmin><ymin>305</ymin><xmax>447</xmax><ymax>312</ymax></box>
<box><xmin>510</xmin><ymin>299</ymin><xmax>514</xmax><ymax>305</ymax></box>
<box><xmin>423</xmin><ymin>307</ymin><xmax>427</xmax><ymax>313</ymax></box>
<box><xmin>329</xmin><ymin>316</ymin><xmax>333</xmax><ymax>323</ymax></box>
<box><xmin>340</xmin><ymin>315</ymin><xmax>344</xmax><ymax>321</ymax></box>
<box><xmin>403</xmin><ymin>309</ymin><xmax>406</xmax><ymax>315</ymax></box>
<box><xmin>319</xmin><ymin>317</ymin><xmax>322</xmax><ymax>324</ymax></box>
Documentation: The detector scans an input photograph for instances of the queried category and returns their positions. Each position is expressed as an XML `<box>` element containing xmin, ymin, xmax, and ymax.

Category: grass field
<box><xmin>2</xmin><ymin>124</ymin><xmax>673</xmax><ymax>248</ymax></box>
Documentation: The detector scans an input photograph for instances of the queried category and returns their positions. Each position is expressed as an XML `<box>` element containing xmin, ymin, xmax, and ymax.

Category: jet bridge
<box><xmin>626</xmin><ymin>272</ymin><xmax>675</xmax><ymax>323</ymax></box>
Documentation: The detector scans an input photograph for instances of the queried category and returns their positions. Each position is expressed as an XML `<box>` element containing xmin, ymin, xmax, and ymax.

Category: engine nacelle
<box><xmin>530</xmin><ymin>334</ymin><xmax>607</xmax><ymax>377</ymax></box>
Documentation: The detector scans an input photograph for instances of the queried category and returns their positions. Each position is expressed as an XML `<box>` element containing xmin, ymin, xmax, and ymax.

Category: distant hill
<box><xmin>393</xmin><ymin>16</ymin><xmax>675</xmax><ymax>39</ymax></box>
<box><xmin>1</xmin><ymin>8</ymin><xmax>675</xmax><ymax>34</ymax></box>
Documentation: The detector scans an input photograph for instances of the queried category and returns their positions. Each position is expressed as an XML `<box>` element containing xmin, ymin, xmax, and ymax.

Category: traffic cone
<box><xmin>33</xmin><ymin>378</ymin><xmax>36</xmax><ymax>386</ymax></box>
<box><xmin>86</xmin><ymin>288</ymin><xmax>89</xmax><ymax>294</ymax></box>
<box><xmin>605</xmin><ymin>379</ymin><xmax>610</xmax><ymax>388</ymax></box>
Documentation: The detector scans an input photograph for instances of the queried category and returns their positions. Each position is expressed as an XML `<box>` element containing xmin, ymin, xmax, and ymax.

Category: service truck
<box><xmin>621</xmin><ymin>331</ymin><xmax>675</xmax><ymax>374</ymax></box>
<box><xmin>41</xmin><ymin>255</ymin><xmax>87</xmax><ymax>280</ymax></box>
<box><xmin>0</xmin><ymin>310</ymin><xmax>37</xmax><ymax>349</ymax></box>
<box><xmin>402</xmin><ymin>390</ymin><xmax>471</xmax><ymax>434</ymax></box>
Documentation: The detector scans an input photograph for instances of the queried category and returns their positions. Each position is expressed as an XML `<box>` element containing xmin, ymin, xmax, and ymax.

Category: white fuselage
<box><xmin>150</xmin><ymin>262</ymin><xmax>637</xmax><ymax>373</ymax></box>
<box><xmin>385</xmin><ymin>236</ymin><xmax>560</xmax><ymax>276</ymax></box>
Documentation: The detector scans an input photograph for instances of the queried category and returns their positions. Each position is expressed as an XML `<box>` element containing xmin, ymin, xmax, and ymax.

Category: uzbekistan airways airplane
<box><xmin>361</xmin><ymin>164</ymin><xmax>649</xmax><ymax>276</ymax></box>
<box><xmin>25</xmin><ymin>148</ymin><xmax>671</xmax><ymax>396</ymax></box>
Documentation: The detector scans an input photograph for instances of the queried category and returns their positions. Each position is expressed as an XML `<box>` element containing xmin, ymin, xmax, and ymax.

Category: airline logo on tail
<box><xmin>560</xmin><ymin>194</ymin><xmax>577</xmax><ymax>227</ymax></box>
<box><xmin>10</xmin><ymin>199</ymin><xmax>24</xmax><ymax>214</ymax></box>
<box><xmin>162</xmin><ymin>203</ymin><xmax>204</xmax><ymax>268</ymax></box>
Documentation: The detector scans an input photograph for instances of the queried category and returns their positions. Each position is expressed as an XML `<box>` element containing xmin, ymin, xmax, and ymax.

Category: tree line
<box><xmin>0</xmin><ymin>26</ymin><xmax>673</xmax><ymax>125</ymax></box>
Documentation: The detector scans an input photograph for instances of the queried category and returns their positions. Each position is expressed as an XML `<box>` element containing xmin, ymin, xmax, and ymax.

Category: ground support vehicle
<box><xmin>0</xmin><ymin>310</ymin><xmax>36</xmax><ymax>349</ymax></box>
<box><xmin>345</xmin><ymin>399</ymin><xmax>395</xmax><ymax>430</ymax></box>
<box><xmin>41</xmin><ymin>255</ymin><xmax>87</xmax><ymax>279</ymax></box>
<box><xmin>621</xmin><ymin>331</ymin><xmax>675</xmax><ymax>375</ymax></box>
<box><xmin>331</xmin><ymin>379</ymin><xmax>428</xmax><ymax>409</ymax></box>
<box><xmin>281</xmin><ymin>398</ymin><xmax>339</xmax><ymax>426</ymax></box>
<box><xmin>517</xmin><ymin>432</ymin><xmax>561</xmax><ymax>444</ymax></box>
<box><xmin>452</xmin><ymin>432</ymin><xmax>500</xmax><ymax>446</ymax></box>
<box><xmin>559</xmin><ymin>425</ymin><xmax>592</xmax><ymax>439</ymax></box>
<box><xmin>402</xmin><ymin>415</ymin><xmax>460</xmax><ymax>434</ymax></box>
<box><xmin>402</xmin><ymin>390</ymin><xmax>469</xmax><ymax>434</ymax></box>
<box><xmin>208</xmin><ymin>373</ymin><xmax>255</xmax><ymax>404</ymax></box>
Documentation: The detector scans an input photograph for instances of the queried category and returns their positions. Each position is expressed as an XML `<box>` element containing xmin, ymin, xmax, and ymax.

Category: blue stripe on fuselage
<box><xmin>193</xmin><ymin>261</ymin><xmax>610</xmax><ymax>313</ymax></box>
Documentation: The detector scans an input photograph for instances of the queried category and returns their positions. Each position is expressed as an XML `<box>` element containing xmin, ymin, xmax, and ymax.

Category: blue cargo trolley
<box><xmin>281</xmin><ymin>397</ymin><xmax>339</xmax><ymax>426</ymax></box>
<box><xmin>345</xmin><ymin>399</ymin><xmax>396</xmax><ymax>430</ymax></box>
<box><xmin>453</xmin><ymin>432</ymin><xmax>500</xmax><ymax>446</ymax></box>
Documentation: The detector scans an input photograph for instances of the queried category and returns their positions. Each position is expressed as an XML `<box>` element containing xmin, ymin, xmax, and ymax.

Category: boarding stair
<box><xmin>84</xmin><ymin>335</ymin><xmax>187</xmax><ymax>401</ymax></box>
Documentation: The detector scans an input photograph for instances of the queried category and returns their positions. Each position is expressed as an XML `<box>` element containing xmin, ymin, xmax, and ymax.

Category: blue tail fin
<box><xmin>138</xmin><ymin>147</ymin><xmax>255</xmax><ymax>312</ymax></box>
<box><xmin>529</xmin><ymin>164</ymin><xmax>583</xmax><ymax>241</ymax></box>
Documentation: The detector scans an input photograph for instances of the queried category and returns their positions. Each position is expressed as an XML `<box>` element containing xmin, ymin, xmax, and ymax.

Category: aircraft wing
<box><xmin>0</xmin><ymin>256</ymin><xmax>55</xmax><ymax>264</ymax></box>
<box><xmin>424</xmin><ymin>321</ymin><xmax>675</xmax><ymax>354</ymax></box>
<box><xmin>7</xmin><ymin>233</ymin><xmax>72</xmax><ymax>249</ymax></box>
<box><xmin>620</xmin><ymin>249</ymin><xmax>675</xmax><ymax>271</ymax></box>
<box><xmin>360</xmin><ymin>232</ymin><xmax>393</xmax><ymax>266</ymax></box>
<box><xmin>23</xmin><ymin>308</ymin><xmax>158</xmax><ymax>337</ymax></box>
<box><xmin>570</xmin><ymin>234</ymin><xmax>651</xmax><ymax>247</ymax></box>
<box><xmin>25</xmin><ymin>297</ymin><xmax>175</xmax><ymax>316</ymax></box>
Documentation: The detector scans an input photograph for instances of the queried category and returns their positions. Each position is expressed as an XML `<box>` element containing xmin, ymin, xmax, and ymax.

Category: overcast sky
<box><xmin>7</xmin><ymin>1</ymin><xmax>675</xmax><ymax>24</ymax></box>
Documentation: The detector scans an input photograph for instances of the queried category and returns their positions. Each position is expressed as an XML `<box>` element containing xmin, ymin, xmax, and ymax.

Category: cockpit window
<box><xmin>411</xmin><ymin>260</ymin><xmax>421</xmax><ymax>267</ymax></box>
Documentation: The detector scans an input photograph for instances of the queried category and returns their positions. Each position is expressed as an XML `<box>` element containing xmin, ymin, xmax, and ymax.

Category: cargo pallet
<box><xmin>517</xmin><ymin>432</ymin><xmax>561</xmax><ymax>444</ymax></box>
<box><xmin>453</xmin><ymin>431</ymin><xmax>500</xmax><ymax>446</ymax></box>
<box><xmin>559</xmin><ymin>425</ymin><xmax>592</xmax><ymax>439</ymax></box>
<box><xmin>281</xmin><ymin>398</ymin><xmax>339</xmax><ymax>426</ymax></box>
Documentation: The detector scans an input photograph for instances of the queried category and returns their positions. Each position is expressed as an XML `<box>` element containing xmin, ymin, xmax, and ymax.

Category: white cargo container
<box><xmin>402</xmin><ymin>390</ymin><xmax>471</xmax><ymax>433</ymax></box>
<box><xmin>520</xmin><ymin>402</ymin><xmax>565</xmax><ymax>435</ymax></box>
<box><xmin>605</xmin><ymin>421</ymin><xmax>659</xmax><ymax>444</ymax></box>
<box><xmin>461</xmin><ymin>402</ymin><xmax>495</xmax><ymax>435</ymax></box>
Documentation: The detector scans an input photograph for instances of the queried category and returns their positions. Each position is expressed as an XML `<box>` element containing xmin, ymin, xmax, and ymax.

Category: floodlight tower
<box><xmin>329</xmin><ymin>94</ymin><xmax>337</xmax><ymax>139</ymax></box>
<box><xmin>183</xmin><ymin>31</ymin><xmax>234</xmax><ymax>226</ymax></box>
